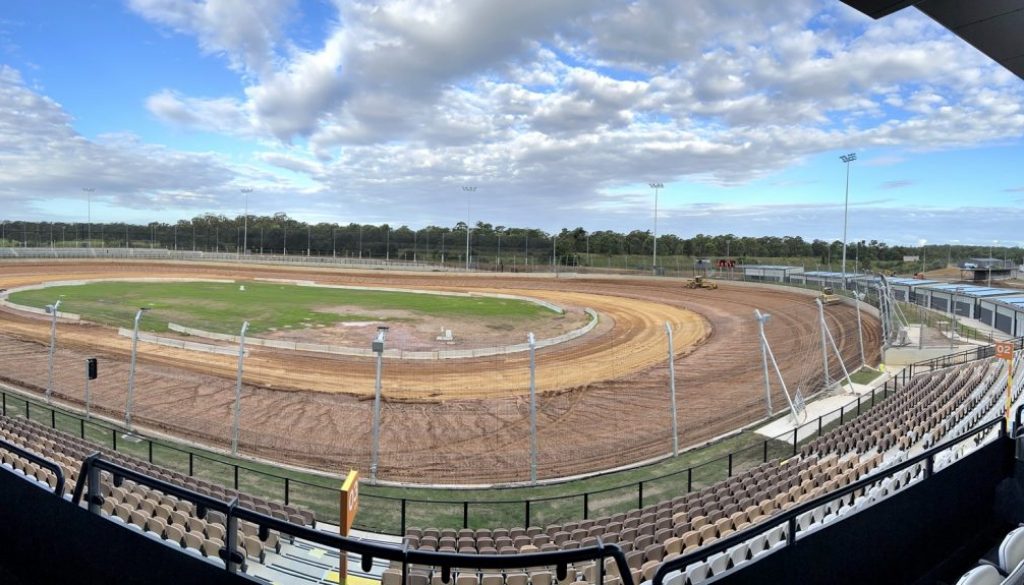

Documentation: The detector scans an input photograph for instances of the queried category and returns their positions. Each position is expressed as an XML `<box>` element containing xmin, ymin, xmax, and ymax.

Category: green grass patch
<box><xmin>10</xmin><ymin>281</ymin><xmax>554</xmax><ymax>335</ymax></box>
<box><xmin>849</xmin><ymin>367</ymin><xmax>882</xmax><ymax>385</ymax></box>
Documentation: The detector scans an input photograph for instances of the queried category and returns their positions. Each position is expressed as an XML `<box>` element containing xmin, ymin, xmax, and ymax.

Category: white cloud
<box><xmin>0</xmin><ymin>66</ymin><xmax>241</xmax><ymax>211</ymax></box>
<box><xmin>128</xmin><ymin>0</ymin><xmax>295</xmax><ymax>76</ymax></box>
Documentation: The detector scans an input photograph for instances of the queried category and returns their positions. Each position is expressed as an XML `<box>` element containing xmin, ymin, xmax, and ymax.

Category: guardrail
<box><xmin>651</xmin><ymin>416</ymin><xmax>1008</xmax><ymax>585</ymax></box>
<box><xmin>72</xmin><ymin>454</ymin><xmax>633</xmax><ymax>583</ymax></box>
<box><xmin>906</xmin><ymin>337</ymin><xmax>1024</xmax><ymax>377</ymax></box>
<box><xmin>1</xmin><ymin>380</ymin><xmax>896</xmax><ymax>535</ymax></box>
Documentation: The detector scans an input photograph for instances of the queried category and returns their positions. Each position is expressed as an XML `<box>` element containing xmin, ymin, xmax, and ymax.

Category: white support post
<box><xmin>818</xmin><ymin>298</ymin><xmax>831</xmax><ymax>387</ymax></box>
<box><xmin>528</xmin><ymin>332</ymin><xmax>538</xmax><ymax>483</ymax></box>
<box><xmin>665</xmin><ymin>322</ymin><xmax>679</xmax><ymax>457</ymax></box>
<box><xmin>854</xmin><ymin>282</ymin><xmax>866</xmax><ymax>368</ymax></box>
<box><xmin>370</xmin><ymin>326</ymin><xmax>388</xmax><ymax>483</ymax></box>
<box><xmin>757</xmin><ymin>311</ymin><xmax>802</xmax><ymax>424</ymax></box>
<box><xmin>820</xmin><ymin>301</ymin><xmax>855</xmax><ymax>392</ymax></box>
<box><xmin>230</xmin><ymin>321</ymin><xmax>250</xmax><ymax>455</ymax></box>
<box><xmin>754</xmin><ymin>310</ymin><xmax>773</xmax><ymax>416</ymax></box>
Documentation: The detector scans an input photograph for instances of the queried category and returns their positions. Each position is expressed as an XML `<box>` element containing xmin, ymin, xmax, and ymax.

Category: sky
<box><xmin>1</xmin><ymin>0</ymin><xmax>1023</xmax><ymax>246</ymax></box>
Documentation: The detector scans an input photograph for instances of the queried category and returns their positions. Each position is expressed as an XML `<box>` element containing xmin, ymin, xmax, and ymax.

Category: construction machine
<box><xmin>820</xmin><ymin>286</ymin><xmax>842</xmax><ymax>305</ymax></box>
<box><xmin>685</xmin><ymin>275</ymin><xmax>718</xmax><ymax>290</ymax></box>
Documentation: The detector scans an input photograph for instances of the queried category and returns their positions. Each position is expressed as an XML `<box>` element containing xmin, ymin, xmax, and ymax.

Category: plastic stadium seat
<box><xmin>954</xmin><ymin>564</ymin><xmax>1004</xmax><ymax>585</ymax></box>
<box><xmin>999</xmin><ymin>527</ymin><xmax>1024</xmax><ymax>574</ymax></box>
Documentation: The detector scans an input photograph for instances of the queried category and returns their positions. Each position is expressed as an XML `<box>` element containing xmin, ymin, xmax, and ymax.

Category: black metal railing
<box><xmin>1</xmin><ymin>381</ymin><xmax>896</xmax><ymax>535</ymax></box>
<box><xmin>73</xmin><ymin>454</ymin><xmax>634</xmax><ymax>583</ymax></box>
<box><xmin>651</xmin><ymin>416</ymin><xmax>1007</xmax><ymax>585</ymax></box>
<box><xmin>907</xmin><ymin>337</ymin><xmax>1024</xmax><ymax>377</ymax></box>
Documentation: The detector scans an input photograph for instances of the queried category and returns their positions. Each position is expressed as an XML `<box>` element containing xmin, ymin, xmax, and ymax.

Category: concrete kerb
<box><xmin>167</xmin><ymin>307</ymin><xmax>599</xmax><ymax>360</ymax></box>
<box><xmin>116</xmin><ymin>328</ymin><xmax>243</xmax><ymax>357</ymax></box>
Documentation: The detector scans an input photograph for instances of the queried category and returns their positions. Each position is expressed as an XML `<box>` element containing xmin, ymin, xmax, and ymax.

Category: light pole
<box><xmin>990</xmin><ymin>241</ymin><xmax>997</xmax><ymax>287</ymax></box>
<box><xmin>125</xmin><ymin>307</ymin><xmax>150</xmax><ymax>432</ymax></box>
<box><xmin>45</xmin><ymin>298</ymin><xmax>63</xmax><ymax>404</ymax></box>
<box><xmin>240</xmin><ymin>187</ymin><xmax>252</xmax><ymax>257</ymax></box>
<box><xmin>839</xmin><ymin>153</ymin><xmax>856</xmax><ymax>285</ymax></box>
<box><xmin>230</xmin><ymin>321</ymin><xmax>250</xmax><ymax>455</ymax></box>
<box><xmin>370</xmin><ymin>326</ymin><xmax>388</xmax><ymax>483</ymax></box>
<box><xmin>463</xmin><ymin>186</ymin><xmax>476</xmax><ymax>270</ymax></box>
<box><xmin>649</xmin><ymin>183</ymin><xmax>663</xmax><ymax>274</ymax></box>
<box><xmin>83</xmin><ymin>188</ymin><xmax>95</xmax><ymax>247</ymax></box>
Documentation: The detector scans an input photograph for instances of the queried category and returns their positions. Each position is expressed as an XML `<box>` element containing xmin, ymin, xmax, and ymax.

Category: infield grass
<box><xmin>9</xmin><ymin>281</ymin><xmax>553</xmax><ymax>334</ymax></box>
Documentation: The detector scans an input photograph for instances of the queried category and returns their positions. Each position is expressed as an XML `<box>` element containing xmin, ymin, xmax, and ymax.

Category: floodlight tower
<box><xmin>83</xmin><ymin>188</ymin><xmax>95</xmax><ymax>247</ymax></box>
<box><xmin>649</xmin><ymin>183</ymin><xmax>663</xmax><ymax>274</ymax></box>
<box><xmin>240</xmin><ymin>187</ymin><xmax>253</xmax><ymax>257</ymax></box>
<box><xmin>462</xmin><ymin>186</ymin><xmax>476</xmax><ymax>270</ymax></box>
<box><xmin>839</xmin><ymin>153</ymin><xmax>856</xmax><ymax>286</ymax></box>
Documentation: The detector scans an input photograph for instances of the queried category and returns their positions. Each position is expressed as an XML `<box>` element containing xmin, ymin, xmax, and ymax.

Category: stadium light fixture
<box><xmin>83</xmin><ymin>188</ymin><xmax>95</xmax><ymax>248</ymax></box>
<box><xmin>463</xmin><ymin>186</ymin><xmax>476</xmax><ymax>270</ymax></box>
<box><xmin>839</xmin><ymin>153</ymin><xmax>856</xmax><ymax>286</ymax></box>
<box><xmin>649</xmin><ymin>183</ymin><xmax>663</xmax><ymax>274</ymax></box>
<box><xmin>240</xmin><ymin>187</ymin><xmax>253</xmax><ymax>257</ymax></box>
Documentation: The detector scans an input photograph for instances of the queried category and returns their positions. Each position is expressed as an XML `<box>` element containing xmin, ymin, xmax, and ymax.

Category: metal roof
<box><xmin>800</xmin><ymin>271</ymin><xmax>867</xmax><ymax>278</ymax></box>
<box><xmin>742</xmin><ymin>265</ymin><xmax>804</xmax><ymax>270</ymax></box>
<box><xmin>986</xmin><ymin>297</ymin><xmax>1024</xmax><ymax>308</ymax></box>
<box><xmin>841</xmin><ymin>0</ymin><xmax>1024</xmax><ymax>81</ymax></box>
<box><xmin>888</xmin><ymin>278</ymin><xmax>941</xmax><ymax>286</ymax></box>
<box><xmin>919</xmin><ymin>283</ymin><xmax>1021</xmax><ymax>297</ymax></box>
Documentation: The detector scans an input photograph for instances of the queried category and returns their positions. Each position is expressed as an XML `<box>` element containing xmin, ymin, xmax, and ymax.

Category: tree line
<box><xmin>0</xmin><ymin>214</ymin><xmax>1019</xmax><ymax>271</ymax></box>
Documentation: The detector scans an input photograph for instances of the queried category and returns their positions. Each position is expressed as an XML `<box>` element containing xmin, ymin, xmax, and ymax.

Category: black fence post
<box><xmin>400</xmin><ymin>499</ymin><xmax>406</xmax><ymax>536</ymax></box>
<box><xmin>234</xmin><ymin>465</ymin><xmax>239</xmax><ymax>490</ymax></box>
<box><xmin>188</xmin><ymin>452</ymin><xmax>194</xmax><ymax>476</ymax></box>
<box><xmin>840</xmin><ymin>406</ymin><xmax>845</xmax><ymax>425</ymax></box>
<box><xmin>584</xmin><ymin>493</ymin><xmax>589</xmax><ymax>519</ymax></box>
<box><xmin>792</xmin><ymin>428</ymin><xmax>798</xmax><ymax>456</ymax></box>
<box><xmin>818</xmin><ymin>416</ymin><xmax>823</xmax><ymax>437</ymax></box>
<box><xmin>727</xmin><ymin>453</ymin><xmax>733</xmax><ymax>477</ymax></box>
<box><xmin>51</xmin><ymin>409</ymin><xmax>56</xmax><ymax>428</ymax></box>
<box><xmin>687</xmin><ymin>468</ymin><xmax>692</xmax><ymax>492</ymax></box>
<box><xmin>463</xmin><ymin>502</ymin><xmax>469</xmax><ymax>529</ymax></box>
<box><xmin>284</xmin><ymin>478</ymin><xmax>290</xmax><ymax>505</ymax></box>
<box><xmin>2</xmin><ymin>392</ymin><xmax>5</xmax><ymax>415</ymax></box>
<box><xmin>763</xmin><ymin>440</ymin><xmax>768</xmax><ymax>463</ymax></box>
<box><xmin>638</xmin><ymin>481</ymin><xmax>644</xmax><ymax>508</ymax></box>
<box><xmin>25</xmin><ymin>399</ymin><xmax>30</xmax><ymax>420</ymax></box>
<box><xmin>856</xmin><ymin>396</ymin><xmax>862</xmax><ymax>416</ymax></box>
<box><xmin>525</xmin><ymin>500</ymin><xmax>531</xmax><ymax>528</ymax></box>
<box><xmin>112</xmin><ymin>429</ymin><xmax>117</xmax><ymax>451</ymax></box>
<box><xmin>80</xmin><ymin>418</ymin><xmax>85</xmax><ymax>439</ymax></box>
<box><xmin>148</xmin><ymin>441</ymin><xmax>153</xmax><ymax>463</ymax></box>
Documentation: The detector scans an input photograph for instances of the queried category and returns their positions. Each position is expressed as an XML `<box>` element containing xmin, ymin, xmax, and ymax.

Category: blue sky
<box><xmin>1</xmin><ymin>0</ymin><xmax>1022</xmax><ymax>245</ymax></box>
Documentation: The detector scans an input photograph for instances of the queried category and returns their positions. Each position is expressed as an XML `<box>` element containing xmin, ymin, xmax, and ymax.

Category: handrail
<box><xmin>651</xmin><ymin>416</ymin><xmax>1007</xmax><ymax>585</ymax></box>
<box><xmin>0</xmin><ymin>436</ymin><xmax>66</xmax><ymax>495</ymax></box>
<box><xmin>1</xmin><ymin>382</ymin><xmax>893</xmax><ymax>533</ymax></box>
<box><xmin>75</xmin><ymin>454</ymin><xmax>635</xmax><ymax>585</ymax></box>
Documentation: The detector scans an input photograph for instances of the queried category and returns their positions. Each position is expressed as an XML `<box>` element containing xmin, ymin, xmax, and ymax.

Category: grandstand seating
<box><xmin>398</xmin><ymin>355</ymin><xmax>1024</xmax><ymax>584</ymax></box>
<box><xmin>0</xmin><ymin>412</ymin><xmax>315</xmax><ymax>574</ymax></box>
<box><xmin>2</xmin><ymin>351</ymin><xmax>1023</xmax><ymax>584</ymax></box>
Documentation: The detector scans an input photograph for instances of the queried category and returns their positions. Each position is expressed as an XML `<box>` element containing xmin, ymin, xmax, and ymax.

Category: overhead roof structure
<box><xmin>841</xmin><ymin>0</ymin><xmax>1024</xmax><ymax>80</ymax></box>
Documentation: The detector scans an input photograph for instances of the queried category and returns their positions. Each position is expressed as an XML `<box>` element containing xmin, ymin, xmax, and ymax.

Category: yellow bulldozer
<box><xmin>685</xmin><ymin>275</ymin><xmax>718</xmax><ymax>290</ymax></box>
<box><xmin>820</xmin><ymin>286</ymin><xmax>842</xmax><ymax>305</ymax></box>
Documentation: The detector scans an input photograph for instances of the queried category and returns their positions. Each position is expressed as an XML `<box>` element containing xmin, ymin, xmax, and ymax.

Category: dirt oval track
<box><xmin>0</xmin><ymin>261</ymin><xmax>880</xmax><ymax>484</ymax></box>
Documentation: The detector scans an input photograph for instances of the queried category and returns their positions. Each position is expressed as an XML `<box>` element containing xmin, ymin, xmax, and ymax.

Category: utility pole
<box><xmin>230</xmin><ymin>321</ymin><xmax>250</xmax><ymax>455</ymax></box>
<box><xmin>649</xmin><ymin>183</ymin><xmax>663</xmax><ymax>274</ymax></box>
<box><xmin>83</xmin><ymin>188</ymin><xmax>95</xmax><ymax>248</ymax></box>
<box><xmin>240</xmin><ymin>187</ymin><xmax>252</xmax><ymax>257</ymax></box>
<box><xmin>462</xmin><ymin>186</ymin><xmax>476</xmax><ymax>270</ymax></box>
<box><xmin>370</xmin><ymin>326</ymin><xmax>388</xmax><ymax>483</ymax></box>
<box><xmin>839</xmin><ymin>153</ymin><xmax>856</xmax><ymax>286</ymax></box>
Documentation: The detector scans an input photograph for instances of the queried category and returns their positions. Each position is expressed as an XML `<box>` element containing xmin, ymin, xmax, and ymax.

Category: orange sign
<box><xmin>339</xmin><ymin>470</ymin><xmax>359</xmax><ymax>584</ymax></box>
<box><xmin>996</xmin><ymin>341</ymin><xmax>1015</xmax><ymax>360</ymax></box>
<box><xmin>340</xmin><ymin>470</ymin><xmax>359</xmax><ymax>535</ymax></box>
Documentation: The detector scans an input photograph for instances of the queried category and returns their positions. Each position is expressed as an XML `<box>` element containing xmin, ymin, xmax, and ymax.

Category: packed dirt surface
<box><xmin>0</xmin><ymin>260</ymin><xmax>880</xmax><ymax>484</ymax></box>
